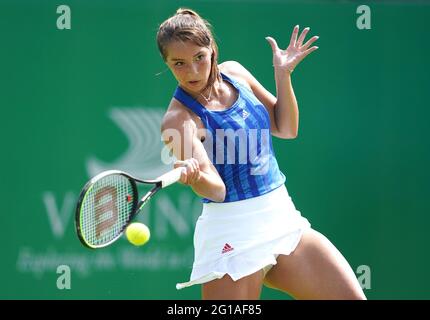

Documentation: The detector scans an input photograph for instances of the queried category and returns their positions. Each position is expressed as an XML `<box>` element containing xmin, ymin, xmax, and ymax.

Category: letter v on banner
<box><xmin>42</xmin><ymin>192</ymin><xmax>75</xmax><ymax>239</ymax></box>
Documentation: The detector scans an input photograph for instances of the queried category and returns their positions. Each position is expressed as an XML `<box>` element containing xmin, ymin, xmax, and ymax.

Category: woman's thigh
<box><xmin>202</xmin><ymin>270</ymin><xmax>265</xmax><ymax>300</ymax></box>
<box><xmin>264</xmin><ymin>228</ymin><xmax>366</xmax><ymax>300</ymax></box>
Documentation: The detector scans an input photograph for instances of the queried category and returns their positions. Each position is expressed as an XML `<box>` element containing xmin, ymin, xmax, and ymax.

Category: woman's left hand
<box><xmin>266</xmin><ymin>25</ymin><xmax>319</xmax><ymax>74</ymax></box>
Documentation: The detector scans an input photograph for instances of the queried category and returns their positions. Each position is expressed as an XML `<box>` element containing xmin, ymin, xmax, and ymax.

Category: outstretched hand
<box><xmin>266</xmin><ymin>25</ymin><xmax>319</xmax><ymax>73</ymax></box>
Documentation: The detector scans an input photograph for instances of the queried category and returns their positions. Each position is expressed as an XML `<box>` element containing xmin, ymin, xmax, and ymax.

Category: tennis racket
<box><xmin>75</xmin><ymin>167</ymin><xmax>184</xmax><ymax>249</ymax></box>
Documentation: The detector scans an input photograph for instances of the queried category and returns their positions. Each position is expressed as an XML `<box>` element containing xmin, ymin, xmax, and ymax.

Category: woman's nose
<box><xmin>188</xmin><ymin>62</ymin><xmax>198</xmax><ymax>74</ymax></box>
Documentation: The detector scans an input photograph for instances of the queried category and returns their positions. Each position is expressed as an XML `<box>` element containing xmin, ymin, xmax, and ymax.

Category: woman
<box><xmin>157</xmin><ymin>8</ymin><xmax>366</xmax><ymax>300</ymax></box>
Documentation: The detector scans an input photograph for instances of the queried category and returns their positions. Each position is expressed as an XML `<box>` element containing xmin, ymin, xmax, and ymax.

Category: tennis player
<box><xmin>158</xmin><ymin>8</ymin><xmax>366</xmax><ymax>300</ymax></box>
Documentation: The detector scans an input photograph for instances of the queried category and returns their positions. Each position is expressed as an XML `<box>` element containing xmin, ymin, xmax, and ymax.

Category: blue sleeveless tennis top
<box><xmin>173</xmin><ymin>72</ymin><xmax>286</xmax><ymax>203</ymax></box>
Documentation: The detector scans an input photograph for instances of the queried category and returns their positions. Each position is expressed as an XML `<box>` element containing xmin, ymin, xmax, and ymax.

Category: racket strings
<box><xmin>80</xmin><ymin>174</ymin><xmax>134</xmax><ymax>246</ymax></box>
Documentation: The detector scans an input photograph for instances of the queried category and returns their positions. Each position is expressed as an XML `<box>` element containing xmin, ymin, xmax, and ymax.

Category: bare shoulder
<box><xmin>162</xmin><ymin>99</ymin><xmax>191</xmax><ymax>130</ymax></box>
<box><xmin>219</xmin><ymin>61</ymin><xmax>254</xmax><ymax>90</ymax></box>
<box><xmin>161</xmin><ymin>98</ymin><xmax>199</xmax><ymax>134</ymax></box>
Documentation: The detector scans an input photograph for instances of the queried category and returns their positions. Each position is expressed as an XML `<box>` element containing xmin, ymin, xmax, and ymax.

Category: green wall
<box><xmin>1</xmin><ymin>0</ymin><xmax>429</xmax><ymax>299</ymax></box>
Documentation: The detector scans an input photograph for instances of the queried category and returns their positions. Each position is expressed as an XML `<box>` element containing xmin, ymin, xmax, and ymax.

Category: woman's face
<box><xmin>165</xmin><ymin>40</ymin><xmax>212</xmax><ymax>94</ymax></box>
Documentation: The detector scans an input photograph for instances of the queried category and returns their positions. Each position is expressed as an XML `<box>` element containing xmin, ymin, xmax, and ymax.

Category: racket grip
<box><xmin>159</xmin><ymin>167</ymin><xmax>185</xmax><ymax>188</ymax></box>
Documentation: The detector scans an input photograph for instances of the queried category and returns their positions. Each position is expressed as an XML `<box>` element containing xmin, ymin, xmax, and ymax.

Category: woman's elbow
<box><xmin>288</xmin><ymin>131</ymin><xmax>298</xmax><ymax>139</ymax></box>
<box><xmin>273</xmin><ymin>130</ymin><xmax>298</xmax><ymax>139</ymax></box>
<box><xmin>212</xmin><ymin>184</ymin><xmax>226</xmax><ymax>202</ymax></box>
<box><xmin>195</xmin><ymin>175</ymin><xmax>226</xmax><ymax>202</ymax></box>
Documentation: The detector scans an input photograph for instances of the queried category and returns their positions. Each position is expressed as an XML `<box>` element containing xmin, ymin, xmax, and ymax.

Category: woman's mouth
<box><xmin>188</xmin><ymin>80</ymin><xmax>200</xmax><ymax>86</ymax></box>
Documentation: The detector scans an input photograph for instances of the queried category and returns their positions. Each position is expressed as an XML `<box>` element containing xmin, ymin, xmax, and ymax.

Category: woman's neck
<box><xmin>200</xmin><ymin>78</ymin><xmax>223</xmax><ymax>103</ymax></box>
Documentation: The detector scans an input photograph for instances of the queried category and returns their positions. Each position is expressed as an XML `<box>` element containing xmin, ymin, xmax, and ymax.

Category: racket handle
<box><xmin>158</xmin><ymin>167</ymin><xmax>184</xmax><ymax>188</ymax></box>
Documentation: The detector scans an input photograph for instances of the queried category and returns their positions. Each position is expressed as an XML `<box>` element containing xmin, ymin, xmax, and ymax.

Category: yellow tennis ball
<box><xmin>125</xmin><ymin>223</ymin><xmax>150</xmax><ymax>246</ymax></box>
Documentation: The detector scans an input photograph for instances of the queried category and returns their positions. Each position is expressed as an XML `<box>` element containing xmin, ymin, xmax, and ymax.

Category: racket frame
<box><xmin>75</xmin><ymin>170</ymin><xmax>161</xmax><ymax>249</ymax></box>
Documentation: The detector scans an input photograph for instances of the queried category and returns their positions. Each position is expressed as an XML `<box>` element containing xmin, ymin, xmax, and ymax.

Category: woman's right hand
<box><xmin>174</xmin><ymin>158</ymin><xmax>201</xmax><ymax>185</ymax></box>
<box><xmin>162</xmin><ymin>109</ymin><xmax>225</xmax><ymax>202</ymax></box>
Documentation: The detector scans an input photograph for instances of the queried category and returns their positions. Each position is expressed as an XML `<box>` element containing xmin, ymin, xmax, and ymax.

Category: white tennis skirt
<box><xmin>176</xmin><ymin>184</ymin><xmax>311</xmax><ymax>290</ymax></box>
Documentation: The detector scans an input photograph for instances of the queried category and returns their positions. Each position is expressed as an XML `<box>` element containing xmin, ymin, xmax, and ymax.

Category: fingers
<box><xmin>301</xmin><ymin>35</ymin><xmax>319</xmax><ymax>50</ymax></box>
<box><xmin>174</xmin><ymin>158</ymin><xmax>201</xmax><ymax>185</ymax></box>
<box><xmin>265</xmin><ymin>36</ymin><xmax>279</xmax><ymax>53</ymax></box>
<box><xmin>289</xmin><ymin>25</ymin><xmax>299</xmax><ymax>48</ymax></box>
<box><xmin>174</xmin><ymin>160</ymin><xmax>188</xmax><ymax>183</ymax></box>
<box><xmin>302</xmin><ymin>46</ymin><xmax>319</xmax><ymax>58</ymax></box>
<box><xmin>268</xmin><ymin>26</ymin><xmax>318</xmax><ymax>52</ymax></box>
<box><xmin>186</xmin><ymin>158</ymin><xmax>200</xmax><ymax>185</ymax></box>
<box><xmin>297</xmin><ymin>27</ymin><xmax>310</xmax><ymax>47</ymax></box>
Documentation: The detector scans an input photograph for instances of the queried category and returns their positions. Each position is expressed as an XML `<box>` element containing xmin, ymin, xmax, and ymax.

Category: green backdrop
<box><xmin>1</xmin><ymin>0</ymin><xmax>429</xmax><ymax>299</ymax></box>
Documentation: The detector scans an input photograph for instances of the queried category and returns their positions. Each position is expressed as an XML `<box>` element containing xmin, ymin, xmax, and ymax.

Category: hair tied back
<box><xmin>176</xmin><ymin>8</ymin><xmax>200</xmax><ymax>18</ymax></box>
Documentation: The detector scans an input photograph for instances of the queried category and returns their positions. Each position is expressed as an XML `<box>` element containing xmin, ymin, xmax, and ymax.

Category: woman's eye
<box><xmin>196</xmin><ymin>54</ymin><xmax>204</xmax><ymax>61</ymax></box>
<box><xmin>174</xmin><ymin>61</ymin><xmax>183</xmax><ymax>67</ymax></box>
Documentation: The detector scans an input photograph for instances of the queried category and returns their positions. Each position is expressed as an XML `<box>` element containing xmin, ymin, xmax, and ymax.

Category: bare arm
<box><xmin>266</xmin><ymin>26</ymin><xmax>319</xmax><ymax>138</ymax></box>
<box><xmin>220</xmin><ymin>27</ymin><xmax>318</xmax><ymax>139</ymax></box>
<box><xmin>161</xmin><ymin>106</ymin><xmax>226</xmax><ymax>202</ymax></box>
<box><xmin>220</xmin><ymin>61</ymin><xmax>297</xmax><ymax>139</ymax></box>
